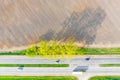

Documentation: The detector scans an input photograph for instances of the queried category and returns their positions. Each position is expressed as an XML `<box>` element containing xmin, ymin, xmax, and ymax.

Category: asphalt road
<box><xmin>0</xmin><ymin>56</ymin><xmax>119</xmax><ymax>66</ymax></box>
<box><xmin>0</xmin><ymin>56</ymin><xmax>119</xmax><ymax>80</ymax></box>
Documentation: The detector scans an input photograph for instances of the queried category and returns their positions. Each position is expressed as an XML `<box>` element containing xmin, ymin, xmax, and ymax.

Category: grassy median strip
<box><xmin>0</xmin><ymin>76</ymin><xmax>78</xmax><ymax>80</ymax></box>
<box><xmin>89</xmin><ymin>76</ymin><xmax>120</xmax><ymax>80</ymax></box>
<box><xmin>100</xmin><ymin>64</ymin><xmax>120</xmax><ymax>67</ymax></box>
<box><xmin>0</xmin><ymin>64</ymin><xmax>69</xmax><ymax>67</ymax></box>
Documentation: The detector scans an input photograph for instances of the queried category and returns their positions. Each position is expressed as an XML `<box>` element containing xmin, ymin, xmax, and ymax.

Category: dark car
<box><xmin>85</xmin><ymin>57</ymin><xmax>90</xmax><ymax>61</ymax></box>
<box><xmin>73</xmin><ymin>66</ymin><xmax>88</xmax><ymax>72</ymax></box>
<box><xmin>72</xmin><ymin>66</ymin><xmax>88</xmax><ymax>74</ymax></box>
<box><xmin>56</xmin><ymin>59</ymin><xmax>60</xmax><ymax>63</ymax></box>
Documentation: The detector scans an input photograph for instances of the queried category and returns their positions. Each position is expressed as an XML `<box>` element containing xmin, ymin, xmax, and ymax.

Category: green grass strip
<box><xmin>0</xmin><ymin>64</ymin><xmax>69</xmax><ymax>67</ymax></box>
<box><xmin>89</xmin><ymin>76</ymin><xmax>120</xmax><ymax>80</ymax></box>
<box><xmin>0</xmin><ymin>76</ymin><xmax>78</xmax><ymax>80</ymax></box>
<box><xmin>0</xmin><ymin>50</ymin><xmax>26</xmax><ymax>55</ymax></box>
<box><xmin>100</xmin><ymin>64</ymin><xmax>120</xmax><ymax>67</ymax></box>
<box><xmin>0</xmin><ymin>48</ymin><xmax>120</xmax><ymax>55</ymax></box>
<box><xmin>76</xmin><ymin>48</ymin><xmax>120</xmax><ymax>55</ymax></box>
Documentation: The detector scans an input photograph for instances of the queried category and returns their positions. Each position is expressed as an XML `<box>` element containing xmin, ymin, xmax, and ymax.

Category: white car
<box><xmin>17</xmin><ymin>65</ymin><xmax>24</xmax><ymax>71</ymax></box>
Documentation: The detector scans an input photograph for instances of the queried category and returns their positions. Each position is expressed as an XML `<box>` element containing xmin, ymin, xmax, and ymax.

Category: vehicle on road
<box><xmin>56</xmin><ymin>59</ymin><xmax>60</xmax><ymax>63</ymax></box>
<box><xmin>17</xmin><ymin>65</ymin><xmax>24</xmax><ymax>71</ymax></box>
<box><xmin>85</xmin><ymin>57</ymin><xmax>90</xmax><ymax>61</ymax></box>
<box><xmin>72</xmin><ymin>66</ymin><xmax>88</xmax><ymax>75</ymax></box>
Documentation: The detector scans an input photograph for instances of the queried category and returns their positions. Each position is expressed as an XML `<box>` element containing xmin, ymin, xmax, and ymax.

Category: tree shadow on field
<box><xmin>40</xmin><ymin>7</ymin><xmax>106</xmax><ymax>45</ymax></box>
<box><xmin>40</xmin><ymin>29</ymin><xmax>55</xmax><ymax>41</ymax></box>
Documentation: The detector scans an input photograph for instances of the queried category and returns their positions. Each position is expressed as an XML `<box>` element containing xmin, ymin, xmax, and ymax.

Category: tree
<box><xmin>37</xmin><ymin>40</ymin><xmax>50</xmax><ymax>58</ymax></box>
<box><xmin>64</xmin><ymin>40</ymin><xmax>78</xmax><ymax>59</ymax></box>
<box><xmin>26</xmin><ymin>40</ymin><xmax>80</xmax><ymax>59</ymax></box>
<box><xmin>26</xmin><ymin>44</ymin><xmax>38</xmax><ymax>57</ymax></box>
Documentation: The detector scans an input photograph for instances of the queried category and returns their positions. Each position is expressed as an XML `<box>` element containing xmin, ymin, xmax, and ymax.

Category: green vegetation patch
<box><xmin>0</xmin><ymin>76</ymin><xmax>78</xmax><ymax>80</ymax></box>
<box><xmin>0</xmin><ymin>64</ymin><xmax>69</xmax><ymax>67</ymax></box>
<box><xmin>100</xmin><ymin>64</ymin><xmax>120</xmax><ymax>67</ymax></box>
<box><xmin>89</xmin><ymin>76</ymin><xmax>120</xmax><ymax>80</ymax></box>
<box><xmin>76</xmin><ymin>48</ymin><xmax>120</xmax><ymax>55</ymax></box>
<box><xmin>0</xmin><ymin>48</ymin><xmax>120</xmax><ymax>55</ymax></box>
<box><xmin>26</xmin><ymin>40</ymin><xmax>79</xmax><ymax>59</ymax></box>
<box><xmin>0</xmin><ymin>50</ymin><xmax>25</xmax><ymax>55</ymax></box>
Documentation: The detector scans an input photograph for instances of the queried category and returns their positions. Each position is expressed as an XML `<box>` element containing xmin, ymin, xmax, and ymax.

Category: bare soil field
<box><xmin>0</xmin><ymin>0</ymin><xmax>120</xmax><ymax>50</ymax></box>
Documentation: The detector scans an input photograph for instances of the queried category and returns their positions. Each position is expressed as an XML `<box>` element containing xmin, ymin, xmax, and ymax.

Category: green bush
<box><xmin>26</xmin><ymin>40</ymin><xmax>79</xmax><ymax>59</ymax></box>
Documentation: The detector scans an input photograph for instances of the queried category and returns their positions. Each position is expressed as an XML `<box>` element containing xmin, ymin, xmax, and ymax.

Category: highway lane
<box><xmin>88</xmin><ymin>67</ymin><xmax>120</xmax><ymax>73</ymax></box>
<box><xmin>0</xmin><ymin>67</ymin><xmax>72</xmax><ymax>76</ymax></box>
<box><xmin>0</xmin><ymin>57</ymin><xmax>119</xmax><ymax>66</ymax></box>
<box><xmin>71</xmin><ymin>57</ymin><xmax>120</xmax><ymax>66</ymax></box>
<box><xmin>0</xmin><ymin>67</ymin><xmax>120</xmax><ymax>75</ymax></box>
